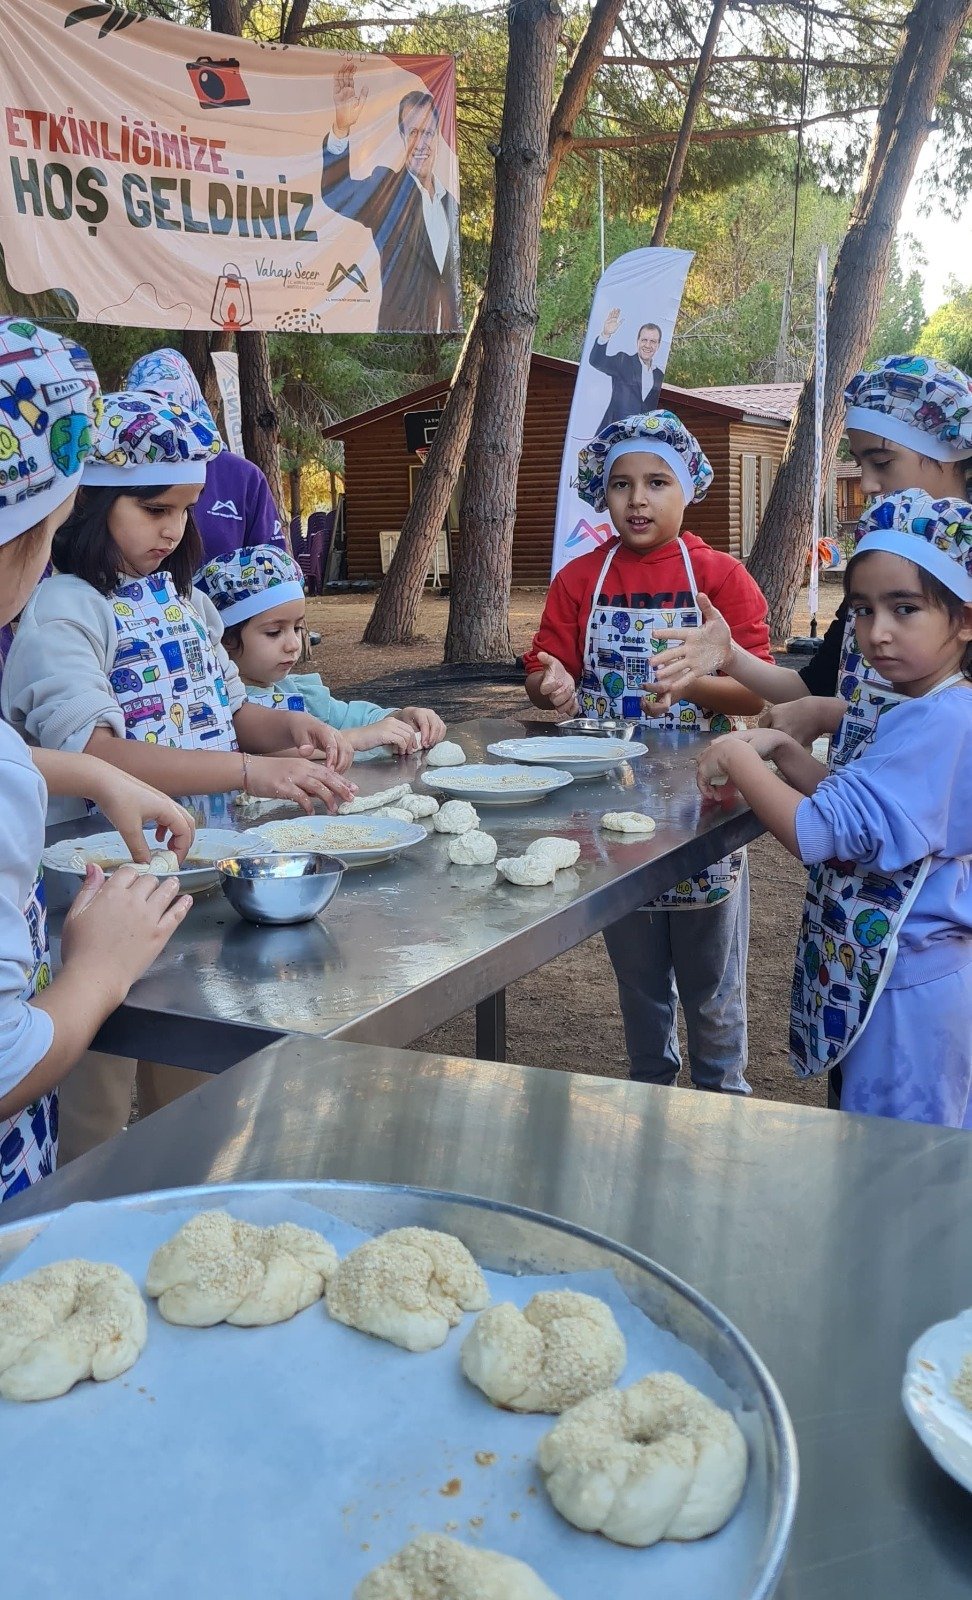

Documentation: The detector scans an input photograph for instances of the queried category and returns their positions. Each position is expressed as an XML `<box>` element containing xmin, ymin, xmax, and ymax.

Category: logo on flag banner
<box><xmin>0</xmin><ymin>0</ymin><xmax>460</xmax><ymax>333</ymax></box>
<box><xmin>551</xmin><ymin>248</ymin><xmax>694</xmax><ymax>576</ymax></box>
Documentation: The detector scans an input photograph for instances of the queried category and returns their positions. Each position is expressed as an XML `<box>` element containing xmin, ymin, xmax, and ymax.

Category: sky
<box><xmin>891</xmin><ymin>139</ymin><xmax>964</xmax><ymax>316</ymax></box>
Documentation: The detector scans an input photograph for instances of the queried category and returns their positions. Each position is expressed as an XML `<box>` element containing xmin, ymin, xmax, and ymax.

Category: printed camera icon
<box><xmin>186</xmin><ymin>56</ymin><xmax>250</xmax><ymax>109</ymax></box>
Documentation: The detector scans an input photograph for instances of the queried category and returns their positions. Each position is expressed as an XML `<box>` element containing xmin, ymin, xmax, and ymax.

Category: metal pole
<box><xmin>598</xmin><ymin>148</ymin><xmax>606</xmax><ymax>277</ymax></box>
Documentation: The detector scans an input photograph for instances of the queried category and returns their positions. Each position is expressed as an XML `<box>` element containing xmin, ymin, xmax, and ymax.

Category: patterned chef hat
<box><xmin>84</xmin><ymin>390</ymin><xmax>222</xmax><ymax>486</ymax></box>
<box><xmin>125</xmin><ymin>347</ymin><xmax>221</xmax><ymax>432</ymax></box>
<box><xmin>844</xmin><ymin>355</ymin><xmax>972</xmax><ymax>463</ymax></box>
<box><xmin>195</xmin><ymin>543</ymin><xmax>305</xmax><ymax>626</ymax></box>
<box><xmin>577</xmin><ymin>410</ymin><xmax>713</xmax><ymax>511</ymax></box>
<box><xmin>0</xmin><ymin>316</ymin><xmax>101</xmax><ymax>544</ymax></box>
<box><xmin>854</xmin><ymin>490</ymin><xmax>972</xmax><ymax>602</ymax></box>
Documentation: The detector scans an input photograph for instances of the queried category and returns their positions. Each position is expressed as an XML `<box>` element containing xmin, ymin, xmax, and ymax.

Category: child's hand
<box><xmin>60</xmin><ymin>864</ymin><xmax>192</xmax><ymax>1000</ymax></box>
<box><xmin>758</xmin><ymin>696</ymin><xmax>846</xmax><ymax>747</ymax></box>
<box><xmin>652</xmin><ymin>595</ymin><xmax>733</xmax><ymax>694</ymax></box>
<box><xmin>85</xmin><ymin>768</ymin><xmax>196</xmax><ymax>865</ymax></box>
<box><xmin>696</xmin><ymin>733</ymin><xmax>746</xmax><ymax>799</ymax></box>
<box><xmin>641</xmin><ymin>689</ymin><xmax>674</xmax><ymax>719</ymax></box>
<box><xmin>399</xmin><ymin>706</ymin><xmax>446</xmax><ymax>748</ymax></box>
<box><xmin>283</xmin><ymin>711</ymin><xmax>355</xmax><ymax>773</ymax></box>
<box><xmin>536</xmin><ymin>652</ymin><xmax>579</xmax><ymax>716</ymax></box>
<box><xmin>725</xmin><ymin>727</ymin><xmax>788</xmax><ymax>761</ymax></box>
<box><xmin>351</xmin><ymin>717</ymin><xmax>419</xmax><ymax>757</ymax></box>
<box><xmin>246</xmin><ymin>755</ymin><xmax>356</xmax><ymax>814</ymax></box>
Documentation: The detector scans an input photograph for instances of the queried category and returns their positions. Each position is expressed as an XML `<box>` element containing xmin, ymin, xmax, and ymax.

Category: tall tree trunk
<box><xmin>363</xmin><ymin>0</ymin><xmax>625</xmax><ymax>648</ymax></box>
<box><xmin>236</xmin><ymin>331</ymin><xmax>285</xmax><ymax>508</ymax></box>
<box><xmin>747</xmin><ymin>0</ymin><xmax>972</xmax><ymax>640</ymax></box>
<box><xmin>289</xmin><ymin>466</ymin><xmax>302</xmax><ymax>522</ymax></box>
<box><xmin>650</xmin><ymin>0</ymin><xmax>729</xmax><ymax>246</ymax></box>
<box><xmin>444</xmin><ymin>0</ymin><xmax>562</xmax><ymax>663</ymax></box>
<box><xmin>209</xmin><ymin>0</ymin><xmax>241</xmax><ymax>34</ymax></box>
<box><xmin>181</xmin><ymin>330</ymin><xmax>227</xmax><ymax>415</ymax></box>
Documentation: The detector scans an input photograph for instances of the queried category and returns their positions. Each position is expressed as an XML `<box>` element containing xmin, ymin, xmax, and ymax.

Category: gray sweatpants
<box><xmin>602</xmin><ymin>855</ymin><xmax>751</xmax><ymax>1093</ymax></box>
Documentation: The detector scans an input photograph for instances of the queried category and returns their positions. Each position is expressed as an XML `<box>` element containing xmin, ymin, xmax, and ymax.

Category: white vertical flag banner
<box><xmin>809</xmin><ymin>245</ymin><xmax>828</xmax><ymax>624</ymax></box>
<box><xmin>551</xmin><ymin>247</ymin><xmax>694</xmax><ymax>576</ymax></box>
<box><xmin>211</xmin><ymin>350</ymin><xmax>245</xmax><ymax>456</ymax></box>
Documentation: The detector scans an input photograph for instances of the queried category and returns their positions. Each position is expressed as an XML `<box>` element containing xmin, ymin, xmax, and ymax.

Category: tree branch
<box><xmin>571</xmin><ymin>103</ymin><xmax>881</xmax><ymax>148</ymax></box>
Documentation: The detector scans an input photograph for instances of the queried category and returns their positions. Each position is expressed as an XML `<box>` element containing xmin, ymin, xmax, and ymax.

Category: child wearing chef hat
<box><xmin>523</xmin><ymin>409</ymin><xmax>774</xmax><ymax>1094</ymax></box>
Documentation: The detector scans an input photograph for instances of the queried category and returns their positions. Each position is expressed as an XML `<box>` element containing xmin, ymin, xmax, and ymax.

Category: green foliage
<box><xmin>917</xmin><ymin>280</ymin><xmax>972</xmax><ymax>375</ymax></box>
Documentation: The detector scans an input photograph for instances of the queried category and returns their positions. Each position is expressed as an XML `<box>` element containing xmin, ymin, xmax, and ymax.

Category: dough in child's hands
<box><xmin>0</xmin><ymin>1259</ymin><xmax>147</xmax><ymax>1402</ymax></box>
<box><xmin>448</xmin><ymin>830</ymin><xmax>498</xmax><ymax>866</ymax></box>
<box><xmin>145</xmin><ymin>1210</ymin><xmax>337</xmax><ymax>1327</ymax></box>
<box><xmin>354</xmin><ymin>1534</ymin><xmax>561</xmax><ymax>1600</ymax></box>
<box><xmin>461</xmin><ymin>1290</ymin><xmax>626</xmax><ymax>1413</ymax></box>
<box><xmin>601</xmin><ymin>811</ymin><xmax>657</xmax><ymax>834</ymax></box>
<box><xmin>326</xmin><ymin>1226</ymin><xmax>488</xmax><ymax>1352</ymax></box>
<box><xmin>432</xmin><ymin>799</ymin><xmax>480</xmax><ymax>834</ymax></box>
<box><xmin>426</xmin><ymin>740</ymin><xmax>466</xmax><ymax>767</ymax></box>
<box><xmin>397</xmin><ymin>792</ymin><xmax>439</xmax><ymax>819</ymax></box>
<box><xmin>130</xmin><ymin>849</ymin><xmax>179</xmax><ymax>875</ymax></box>
<box><xmin>526</xmin><ymin>836</ymin><xmax>580</xmax><ymax>871</ymax></box>
<box><xmin>339</xmin><ymin>784</ymin><xmax>411</xmax><ymax>815</ymax></box>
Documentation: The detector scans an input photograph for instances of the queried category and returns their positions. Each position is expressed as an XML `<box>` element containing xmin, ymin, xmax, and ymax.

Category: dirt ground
<box><xmin>305</xmin><ymin>582</ymin><xmax>844</xmax><ymax>1110</ymax></box>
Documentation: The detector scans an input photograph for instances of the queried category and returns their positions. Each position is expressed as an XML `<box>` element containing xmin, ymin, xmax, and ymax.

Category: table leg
<box><xmin>476</xmin><ymin>990</ymin><xmax>506</xmax><ymax>1061</ymax></box>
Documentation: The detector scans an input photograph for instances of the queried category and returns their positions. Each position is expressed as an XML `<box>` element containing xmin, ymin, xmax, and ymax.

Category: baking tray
<box><xmin>0</xmin><ymin>1181</ymin><xmax>797</xmax><ymax>1597</ymax></box>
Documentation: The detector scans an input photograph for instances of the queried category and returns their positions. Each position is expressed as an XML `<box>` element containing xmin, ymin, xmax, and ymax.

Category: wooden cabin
<box><xmin>321</xmin><ymin>357</ymin><xmax>853</xmax><ymax>584</ymax></box>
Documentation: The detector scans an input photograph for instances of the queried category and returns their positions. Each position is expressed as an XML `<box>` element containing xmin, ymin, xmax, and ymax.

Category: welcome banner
<box><xmin>0</xmin><ymin>0</ymin><xmax>460</xmax><ymax>333</ymax></box>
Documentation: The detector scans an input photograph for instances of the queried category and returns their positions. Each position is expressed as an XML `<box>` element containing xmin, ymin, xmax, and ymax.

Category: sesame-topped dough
<box><xmin>0</xmin><ymin>1259</ymin><xmax>148</xmax><ymax>1402</ymax></box>
<box><xmin>372</xmin><ymin>806</ymin><xmax>415</xmax><ymax>822</ymax></box>
<box><xmin>145</xmin><ymin>1210</ymin><xmax>338</xmax><ymax>1327</ymax></box>
<box><xmin>326</xmin><ymin>1227</ymin><xmax>489</xmax><ymax>1352</ymax></box>
<box><xmin>432</xmin><ymin>800</ymin><xmax>480</xmax><ymax>835</ymax></box>
<box><xmin>426</xmin><ymin>740</ymin><xmax>466</xmax><ymax>768</ymax></box>
<box><xmin>461</xmin><ymin>1291</ymin><xmax>626</xmax><ymax>1413</ymax></box>
<box><xmin>339</xmin><ymin>784</ymin><xmax>412</xmax><ymax>815</ymax></box>
<box><xmin>538</xmin><ymin>1371</ymin><xmax>748</xmax><ymax>1546</ymax></box>
<box><xmin>354</xmin><ymin>1534</ymin><xmax>560</xmax><ymax>1600</ymax></box>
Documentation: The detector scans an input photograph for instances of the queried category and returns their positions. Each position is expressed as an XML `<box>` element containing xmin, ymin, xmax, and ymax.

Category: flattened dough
<box><xmin>426</xmin><ymin>740</ymin><xmax>466</xmax><ymax>768</ymax></box>
<box><xmin>601</xmin><ymin>811</ymin><xmax>657</xmax><ymax>834</ymax></box>
<box><xmin>145</xmin><ymin>1210</ymin><xmax>338</xmax><ymax>1327</ymax></box>
<box><xmin>461</xmin><ymin>1289</ymin><xmax>626</xmax><ymax>1412</ymax></box>
<box><xmin>372</xmin><ymin>806</ymin><xmax>415</xmax><ymax>822</ymax></box>
<box><xmin>339</xmin><ymin>784</ymin><xmax>412</xmax><ymax>815</ymax></box>
<box><xmin>526</xmin><ymin>836</ymin><xmax>580</xmax><ymax>871</ymax></box>
<box><xmin>131</xmin><ymin>849</ymin><xmax>179</xmax><ymax>876</ymax></box>
<box><xmin>354</xmin><ymin>1535</ymin><xmax>561</xmax><ymax>1600</ymax></box>
<box><xmin>448</xmin><ymin>830</ymin><xmax>498</xmax><ymax>866</ymax></box>
<box><xmin>326</xmin><ymin>1226</ymin><xmax>488</xmax><ymax>1352</ymax></box>
<box><xmin>0</xmin><ymin>1259</ymin><xmax>147</xmax><ymax>1402</ymax></box>
<box><xmin>432</xmin><ymin>800</ymin><xmax>480</xmax><ymax>835</ymax></box>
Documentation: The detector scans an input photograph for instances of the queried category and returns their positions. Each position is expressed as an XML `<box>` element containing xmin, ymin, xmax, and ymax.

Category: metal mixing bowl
<box><xmin>556</xmin><ymin>717</ymin><xmax>638</xmax><ymax>739</ymax></box>
<box><xmin>215</xmin><ymin>851</ymin><xmax>344</xmax><ymax>925</ymax></box>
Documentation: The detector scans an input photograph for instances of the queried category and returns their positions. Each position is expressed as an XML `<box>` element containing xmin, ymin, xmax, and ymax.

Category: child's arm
<box><xmin>695</xmin><ymin>732</ymin><xmax>813</xmax><ymax>859</ymax></box>
<box><xmin>32</xmin><ymin>751</ymin><xmax>196</xmax><ymax>864</ymax></box>
<box><xmin>344</xmin><ymin>716</ymin><xmax>421</xmax><ymax>756</ymax></box>
<box><xmin>653</xmin><ymin>593</ymin><xmax>812</xmax><ymax>706</ymax></box>
<box><xmin>232</xmin><ymin>700</ymin><xmax>355</xmax><ymax>773</ymax></box>
<box><xmin>84</xmin><ymin>728</ymin><xmax>356</xmax><ymax>813</ymax></box>
<box><xmin>392</xmin><ymin>707</ymin><xmax>447</xmax><ymax>748</ymax></box>
<box><xmin>526</xmin><ymin>653</ymin><xmax>579</xmax><ymax>714</ymax></box>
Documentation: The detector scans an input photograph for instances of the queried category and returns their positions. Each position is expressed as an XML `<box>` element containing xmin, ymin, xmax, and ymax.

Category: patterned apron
<box><xmin>0</xmin><ymin>870</ymin><xmax>56</xmax><ymax>1203</ymax></box>
<box><xmin>244</xmin><ymin>682</ymin><xmax>306</xmax><ymax>713</ymax></box>
<box><xmin>109</xmin><ymin>571</ymin><xmax>239</xmax><ymax>825</ymax></box>
<box><xmin>788</xmin><ymin>606</ymin><xmax>962</xmax><ymax>1077</ymax></box>
<box><xmin>578</xmin><ymin>537</ymin><xmax>742</xmax><ymax>908</ymax></box>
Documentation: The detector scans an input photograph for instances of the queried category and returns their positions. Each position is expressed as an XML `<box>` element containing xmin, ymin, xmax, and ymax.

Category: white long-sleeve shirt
<box><xmin>0</xmin><ymin>722</ymin><xmax>53</xmax><ymax>1096</ymax></box>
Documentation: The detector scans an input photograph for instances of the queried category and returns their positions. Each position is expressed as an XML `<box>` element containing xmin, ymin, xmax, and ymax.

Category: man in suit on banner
<box><xmin>321</xmin><ymin>58</ymin><xmax>461</xmax><ymax>333</ymax></box>
<box><xmin>588</xmin><ymin>308</ymin><xmax>665</xmax><ymax>431</ymax></box>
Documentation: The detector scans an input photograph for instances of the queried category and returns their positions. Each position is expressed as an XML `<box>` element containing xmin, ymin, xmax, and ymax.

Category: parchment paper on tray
<box><xmin>0</xmin><ymin>1194</ymin><xmax>769</xmax><ymax>1599</ymax></box>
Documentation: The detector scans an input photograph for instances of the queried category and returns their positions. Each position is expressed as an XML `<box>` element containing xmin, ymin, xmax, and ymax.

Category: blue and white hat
<box><xmin>195</xmin><ymin>544</ymin><xmax>305</xmax><ymax>626</ymax></box>
<box><xmin>577</xmin><ymin>410</ymin><xmax>713</xmax><ymax>511</ymax></box>
<box><xmin>0</xmin><ymin>316</ymin><xmax>101</xmax><ymax>543</ymax></box>
<box><xmin>844</xmin><ymin>355</ymin><xmax>972</xmax><ymax>463</ymax></box>
<box><xmin>125</xmin><ymin>347</ymin><xmax>222</xmax><ymax>436</ymax></box>
<box><xmin>855</xmin><ymin>490</ymin><xmax>972</xmax><ymax>602</ymax></box>
<box><xmin>84</xmin><ymin>391</ymin><xmax>222</xmax><ymax>487</ymax></box>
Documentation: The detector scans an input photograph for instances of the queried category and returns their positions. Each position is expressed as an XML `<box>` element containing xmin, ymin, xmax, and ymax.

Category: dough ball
<box><xmin>538</xmin><ymin>1372</ymin><xmax>748</xmax><ymax>1545</ymax></box>
<box><xmin>448</xmin><ymin>830</ymin><xmax>498</xmax><ymax>866</ymax></box>
<box><xmin>462</xmin><ymin>1290</ymin><xmax>626</xmax><ymax>1413</ymax></box>
<box><xmin>354</xmin><ymin>1534</ymin><xmax>560</xmax><ymax>1600</ymax></box>
<box><xmin>130</xmin><ymin>849</ymin><xmax>180</xmax><ymax>876</ymax></box>
<box><xmin>495</xmin><ymin>854</ymin><xmax>556</xmax><ymax>886</ymax></box>
<box><xmin>0</xmin><ymin>1259</ymin><xmax>147</xmax><ymax>1402</ymax></box>
<box><xmin>339</xmin><ymin>784</ymin><xmax>412</xmax><ymax>816</ymax></box>
<box><xmin>372</xmin><ymin>807</ymin><xmax>415</xmax><ymax>822</ymax></box>
<box><xmin>426</xmin><ymin>740</ymin><xmax>466</xmax><ymax>768</ymax></box>
<box><xmin>432</xmin><ymin>800</ymin><xmax>480</xmax><ymax>835</ymax></box>
<box><xmin>145</xmin><ymin>1210</ymin><xmax>338</xmax><ymax>1328</ymax></box>
<box><xmin>326</xmin><ymin>1226</ymin><xmax>488</xmax><ymax>1352</ymax></box>
<box><xmin>397</xmin><ymin>793</ymin><xmax>439</xmax><ymax>819</ymax></box>
<box><xmin>525</xmin><ymin>837</ymin><xmax>580</xmax><ymax>871</ymax></box>
<box><xmin>600</xmin><ymin>811</ymin><xmax>657</xmax><ymax>834</ymax></box>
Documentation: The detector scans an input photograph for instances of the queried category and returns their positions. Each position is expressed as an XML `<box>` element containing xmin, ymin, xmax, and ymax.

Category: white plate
<box><xmin>253</xmin><ymin>814</ymin><xmax>427</xmax><ymax>867</ymax></box>
<box><xmin>420</xmin><ymin>762</ymin><xmax>574</xmax><ymax>806</ymax></box>
<box><xmin>42</xmin><ymin>828</ymin><xmax>246</xmax><ymax>896</ymax></box>
<box><xmin>902</xmin><ymin>1307</ymin><xmax>972</xmax><ymax>1493</ymax></box>
<box><xmin>488</xmin><ymin>736</ymin><xmax>648</xmax><ymax>778</ymax></box>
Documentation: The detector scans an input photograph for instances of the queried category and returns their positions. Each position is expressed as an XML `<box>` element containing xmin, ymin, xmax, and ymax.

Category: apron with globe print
<box><xmin>0</xmin><ymin>869</ymin><xmax>57</xmax><ymax>1203</ymax></box>
<box><xmin>788</xmin><ymin>606</ymin><xmax>960</xmax><ymax>1077</ymax></box>
<box><xmin>242</xmin><ymin>682</ymin><xmax>307</xmax><ymax>713</ymax></box>
<box><xmin>109</xmin><ymin>570</ymin><xmax>240</xmax><ymax>826</ymax></box>
<box><xmin>579</xmin><ymin>537</ymin><xmax>743</xmax><ymax>909</ymax></box>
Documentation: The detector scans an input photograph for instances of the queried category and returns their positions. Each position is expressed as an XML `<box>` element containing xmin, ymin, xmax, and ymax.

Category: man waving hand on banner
<box><xmin>588</xmin><ymin>309</ymin><xmax>665</xmax><ymax>432</ymax></box>
<box><xmin>321</xmin><ymin>57</ymin><xmax>461</xmax><ymax>333</ymax></box>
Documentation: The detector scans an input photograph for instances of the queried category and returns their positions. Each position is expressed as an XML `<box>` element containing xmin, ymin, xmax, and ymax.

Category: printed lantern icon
<box><xmin>211</xmin><ymin>266</ymin><xmax>253</xmax><ymax>332</ymax></box>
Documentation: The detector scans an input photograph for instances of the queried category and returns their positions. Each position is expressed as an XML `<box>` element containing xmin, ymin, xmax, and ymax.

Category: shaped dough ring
<box><xmin>353</xmin><ymin>1534</ymin><xmax>560</xmax><ymax>1600</ymax></box>
<box><xmin>461</xmin><ymin>1290</ymin><xmax>626</xmax><ymax>1412</ymax></box>
<box><xmin>326</xmin><ymin>1226</ymin><xmax>488</xmax><ymax>1351</ymax></box>
<box><xmin>0</xmin><ymin>1259</ymin><xmax>148</xmax><ymax>1402</ymax></box>
<box><xmin>145</xmin><ymin>1210</ymin><xmax>338</xmax><ymax>1327</ymax></box>
<box><xmin>537</xmin><ymin>1372</ymin><xmax>748</xmax><ymax>1545</ymax></box>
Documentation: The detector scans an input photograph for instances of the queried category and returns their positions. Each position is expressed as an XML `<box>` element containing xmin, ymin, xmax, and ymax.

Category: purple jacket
<box><xmin>194</xmin><ymin>452</ymin><xmax>286</xmax><ymax>561</ymax></box>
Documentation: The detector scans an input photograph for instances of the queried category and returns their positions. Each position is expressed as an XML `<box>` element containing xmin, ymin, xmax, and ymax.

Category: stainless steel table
<box><xmin>47</xmin><ymin>718</ymin><xmax>761</xmax><ymax>1070</ymax></box>
<box><xmin>4</xmin><ymin>1038</ymin><xmax>971</xmax><ymax>1597</ymax></box>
